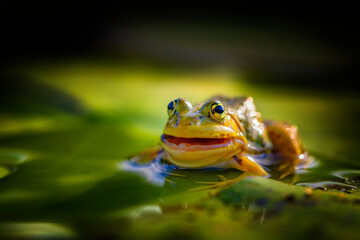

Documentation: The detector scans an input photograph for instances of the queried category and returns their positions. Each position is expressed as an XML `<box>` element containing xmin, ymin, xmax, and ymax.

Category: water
<box><xmin>1</xmin><ymin>62</ymin><xmax>359</xmax><ymax>239</ymax></box>
<box><xmin>119</xmin><ymin>150</ymin><xmax>358</xmax><ymax>192</ymax></box>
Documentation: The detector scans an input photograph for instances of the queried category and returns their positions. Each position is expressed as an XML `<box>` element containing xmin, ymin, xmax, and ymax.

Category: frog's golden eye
<box><xmin>210</xmin><ymin>102</ymin><xmax>226</xmax><ymax>121</ymax></box>
<box><xmin>167</xmin><ymin>99</ymin><xmax>178</xmax><ymax>117</ymax></box>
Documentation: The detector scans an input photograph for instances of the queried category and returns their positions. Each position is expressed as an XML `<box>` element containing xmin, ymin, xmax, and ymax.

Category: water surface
<box><xmin>1</xmin><ymin>62</ymin><xmax>359</xmax><ymax>239</ymax></box>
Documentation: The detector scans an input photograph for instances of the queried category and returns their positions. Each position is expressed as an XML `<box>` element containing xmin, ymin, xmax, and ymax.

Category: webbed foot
<box><xmin>189</xmin><ymin>172</ymin><xmax>255</xmax><ymax>195</ymax></box>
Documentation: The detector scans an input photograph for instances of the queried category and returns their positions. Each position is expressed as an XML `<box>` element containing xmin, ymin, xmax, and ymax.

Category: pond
<box><xmin>1</xmin><ymin>61</ymin><xmax>360</xmax><ymax>239</ymax></box>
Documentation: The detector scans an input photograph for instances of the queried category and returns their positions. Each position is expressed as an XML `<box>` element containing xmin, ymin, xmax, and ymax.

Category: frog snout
<box><xmin>178</xmin><ymin>116</ymin><xmax>201</xmax><ymax>126</ymax></box>
<box><xmin>166</xmin><ymin>115</ymin><xmax>200</xmax><ymax>128</ymax></box>
<box><xmin>192</xmin><ymin>117</ymin><xmax>200</xmax><ymax>124</ymax></box>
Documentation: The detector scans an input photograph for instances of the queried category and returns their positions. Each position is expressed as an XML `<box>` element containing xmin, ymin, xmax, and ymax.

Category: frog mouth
<box><xmin>160</xmin><ymin>134</ymin><xmax>245</xmax><ymax>168</ymax></box>
<box><xmin>161</xmin><ymin>134</ymin><xmax>234</xmax><ymax>152</ymax></box>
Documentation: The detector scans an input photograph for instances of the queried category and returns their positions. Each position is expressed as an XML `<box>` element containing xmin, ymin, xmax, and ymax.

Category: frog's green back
<box><xmin>208</xmin><ymin>95</ymin><xmax>271</xmax><ymax>148</ymax></box>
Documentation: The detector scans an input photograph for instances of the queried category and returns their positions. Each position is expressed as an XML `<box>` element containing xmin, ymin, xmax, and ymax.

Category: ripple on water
<box><xmin>119</xmin><ymin>150</ymin><xmax>359</xmax><ymax>195</ymax></box>
<box><xmin>332</xmin><ymin>170</ymin><xmax>360</xmax><ymax>187</ymax></box>
<box><xmin>118</xmin><ymin>156</ymin><xmax>180</xmax><ymax>187</ymax></box>
<box><xmin>296</xmin><ymin>181</ymin><xmax>357</xmax><ymax>192</ymax></box>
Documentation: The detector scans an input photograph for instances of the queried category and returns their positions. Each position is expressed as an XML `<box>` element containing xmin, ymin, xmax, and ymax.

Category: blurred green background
<box><xmin>1</xmin><ymin>5</ymin><xmax>360</xmax><ymax>240</ymax></box>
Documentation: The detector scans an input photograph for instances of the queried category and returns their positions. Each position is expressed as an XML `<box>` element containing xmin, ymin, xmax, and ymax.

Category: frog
<box><xmin>131</xmin><ymin>95</ymin><xmax>307</xmax><ymax>186</ymax></box>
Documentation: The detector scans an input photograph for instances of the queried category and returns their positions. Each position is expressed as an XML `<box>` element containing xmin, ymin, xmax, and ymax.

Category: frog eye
<box><xmin>167</xmin><ymin>99</ymin><xmax>178</xmax><ymax>117</ymax></box>
<box><xmin>210</xmin><ymin>102</ymin><xmax>226</xmax><ymax>121</ymax></box>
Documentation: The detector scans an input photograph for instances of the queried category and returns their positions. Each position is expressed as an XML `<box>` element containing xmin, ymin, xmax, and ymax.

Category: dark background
<box><xmin>1</xmin><ymin>3</ymin><xmax>359</xmax><ymax>91</ymax></box>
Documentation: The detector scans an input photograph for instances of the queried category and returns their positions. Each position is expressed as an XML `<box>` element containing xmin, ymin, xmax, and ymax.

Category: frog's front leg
<box><xmin>190</xmin><ymin>155</ymin><xmax>268</xmax><ymax>194</ymax></box>
<box><xmin>229</xmin><ymin>155</ymin><xmax>268</xmax><ymax>176</ymax></box>
<box><xmin>191</xmin><ymin>172</ymin><xmax>257</xmax><ymax>195</ymax></box>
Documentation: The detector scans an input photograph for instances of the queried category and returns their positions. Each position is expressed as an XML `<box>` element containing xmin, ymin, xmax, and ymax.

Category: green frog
<box><xmin>133</xmin><ymin>96</ymin><xmax>307</xmax><ymax>183</ymax></box>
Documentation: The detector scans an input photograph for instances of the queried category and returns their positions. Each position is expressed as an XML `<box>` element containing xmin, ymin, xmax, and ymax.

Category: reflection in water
<box><xmin>254</xmin><ymin>152</ymin><xmax>318</xmax><ymax>176</ymax></box>
<box><xmin>119</xmin><ymin>150</ymin><xmax>360</xmax><ymax>194</ymax></box>
<box><xmin>332</xmin><ymin>170</ymin><xmax>360</xmax><ymax>186</ymax></box>
<box><xmin>118</xmin><ymin>152</ymin><xmax>326</xmax><ymax>191</ymax></box>
<box><xmin>294</xmin><ymin>165</ymin><xmax>359</xmax><ymax>192</ymax></box>
<box><xmin>296</xmin><ymin>181</ymin><xmax>357</xmax><ymax>192</ymax></box>
<box><xmin>294</xmin><ymin>154</ymin><xmax>319</xmax><ymax>174</ymax></box>
<box><xmin>118</xmin><ymin>155</ymin><xmax>180</xmax><ymax>186</ymax></box>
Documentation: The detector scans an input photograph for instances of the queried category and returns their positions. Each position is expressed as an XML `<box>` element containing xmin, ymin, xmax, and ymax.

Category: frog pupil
<box><xmin>214</xmin><ymin>105</ymin><xmax>224</xmax><ymax>114</ymax></box>
<box><xmin>168</xmin><ymin>101</ymin><xmax>174</xmax><ymax>110</ymax></box>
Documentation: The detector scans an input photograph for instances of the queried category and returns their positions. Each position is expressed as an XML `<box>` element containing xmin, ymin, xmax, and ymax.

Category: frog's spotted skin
<box><xmin>136</xmin><ymin>96</ymin><xmax>306</xmax><ymax>178</ymax></box>
<box><xmin>207</xmin><ymin>96</ymin><xmax>272</xmax><ymax>149</ymax></box>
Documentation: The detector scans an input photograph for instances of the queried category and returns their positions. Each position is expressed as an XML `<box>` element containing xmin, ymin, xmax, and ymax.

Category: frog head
<box><xmin>161</xmin><ymin>98</ymin><xmax>247</xmax><ymax>167</ymax></box>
